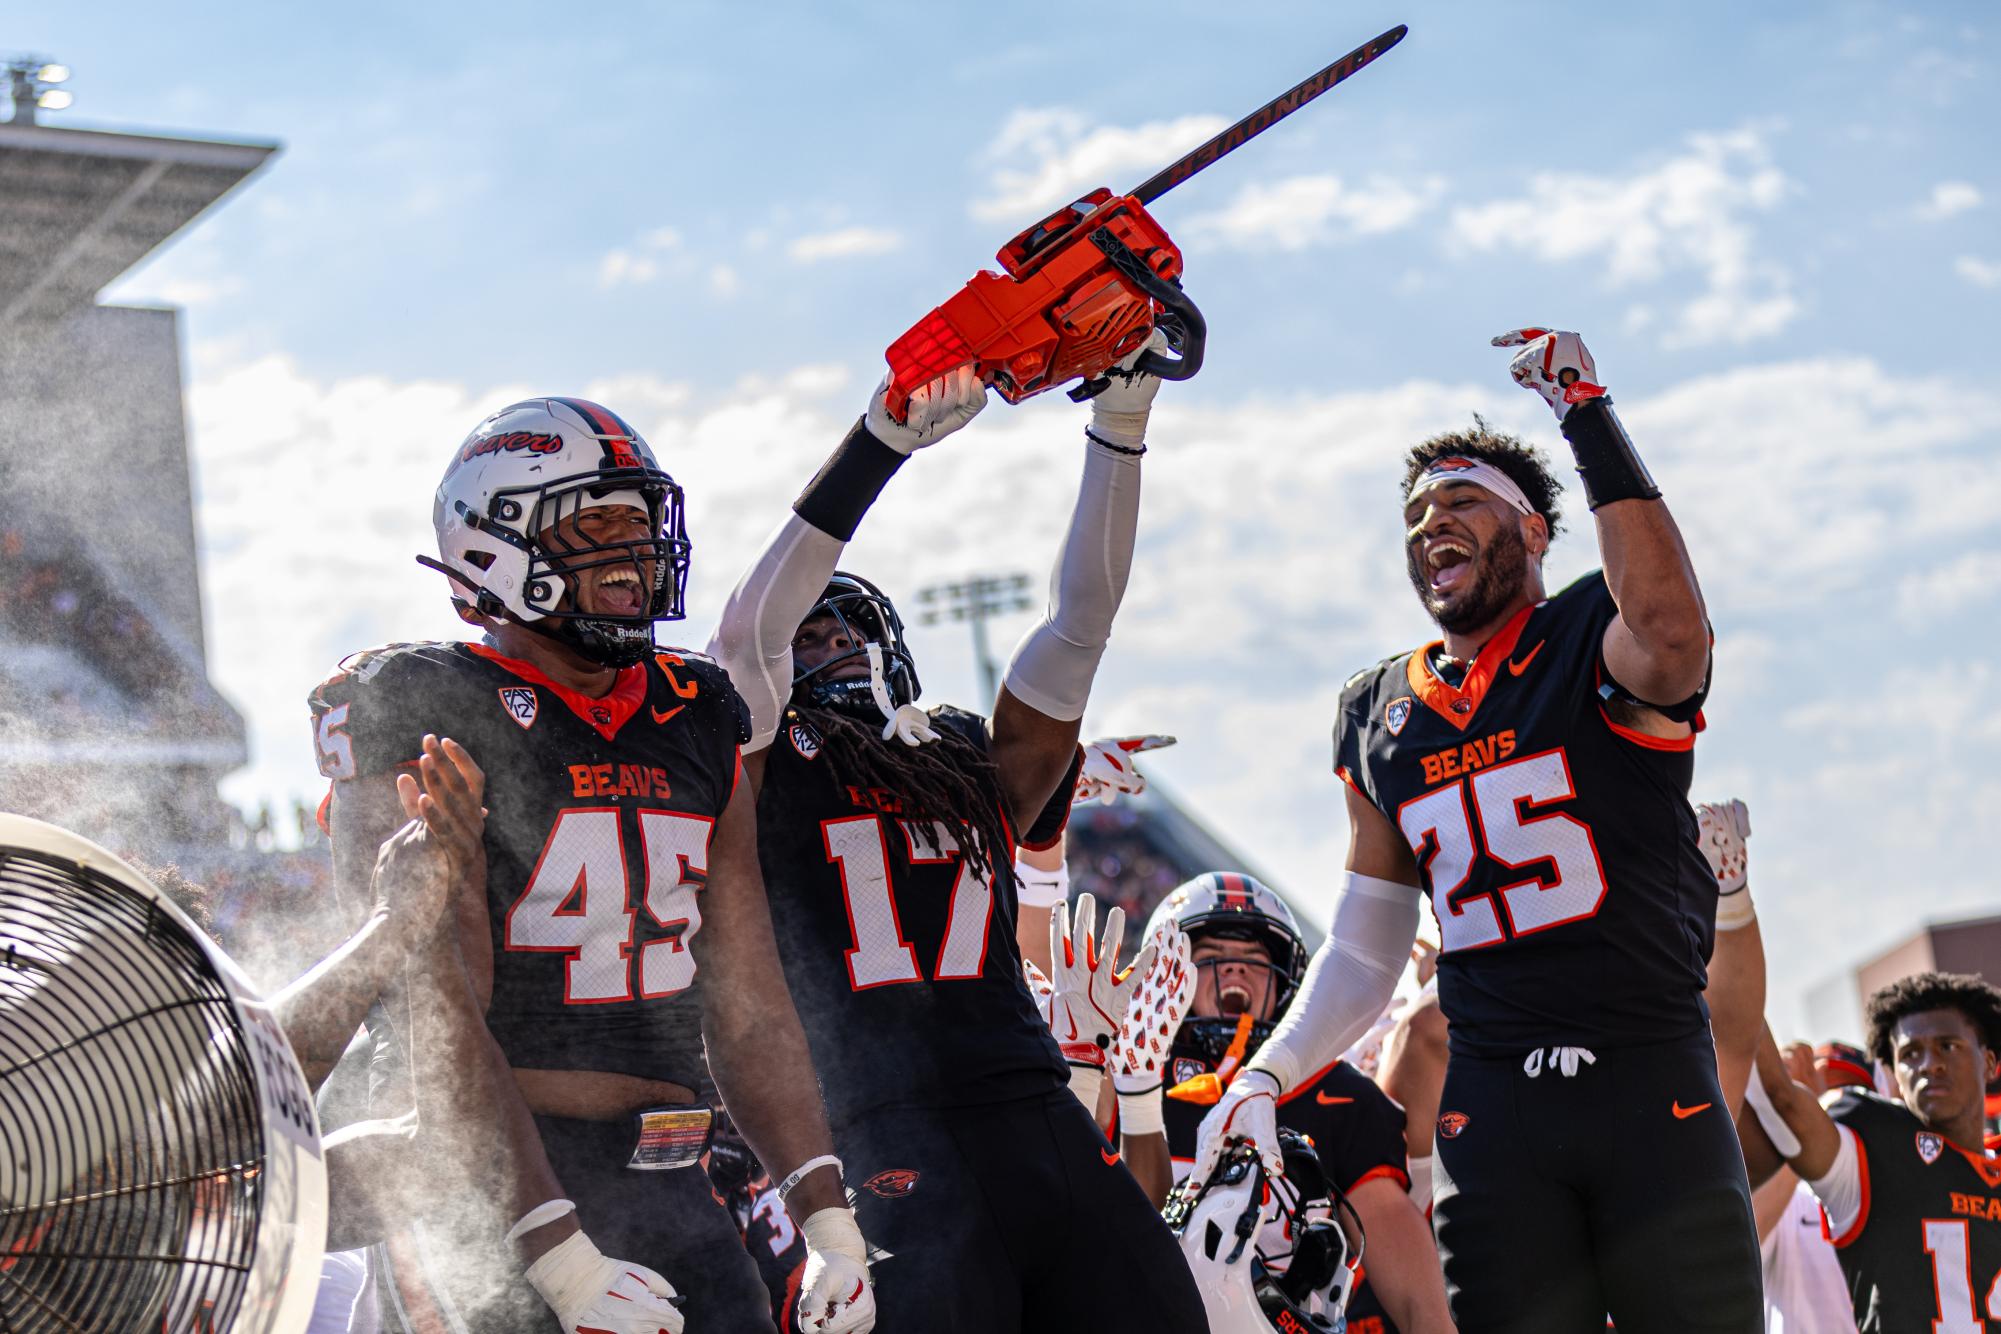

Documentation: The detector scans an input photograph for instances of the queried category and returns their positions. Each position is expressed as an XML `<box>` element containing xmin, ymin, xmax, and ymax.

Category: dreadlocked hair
<box><xmin>1865</xmin><ymin>971</ymin><xmax>2001</xmax><ymax>1067</ymax></box>
<box><xmin>1403</xmin><ymin>415</ymin><xmax>1566</xmax><ymax>538</ymax></box>
<box><xmin>788</xmin><ymin>703</ymin><xmax>1016</xmax><ymax>890</ymax></box>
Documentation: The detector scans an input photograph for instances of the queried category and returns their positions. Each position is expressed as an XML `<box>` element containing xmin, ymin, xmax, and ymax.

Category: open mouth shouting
<box><xmin>1424</xmin><ymin>536</ymin><xmax>1475</xmax><ymax>596</ymax></box>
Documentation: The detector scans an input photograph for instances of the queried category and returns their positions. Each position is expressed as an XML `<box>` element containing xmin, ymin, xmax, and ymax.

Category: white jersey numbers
<box><xmin>823</xmin><ymin>815</ymin><xmax>995</xmax><ymax>991</ymax></box>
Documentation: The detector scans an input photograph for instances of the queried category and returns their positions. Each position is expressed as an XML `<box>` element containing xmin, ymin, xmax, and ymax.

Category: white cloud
<box><xmin>787</xmin><ymin>227</ymin><xmax>903</xmax><ymax>263</ymax></box>
<box><xmin>971</xmin><ymin>108</ymin><xmax>1227</xmax><ymax>223</ymax></box>
<box><xmin>1954</xmin><ymin>255</ymin><xmax>2001</xmax><ymax>288</ymax></box>
<box><xmin>595</xmin><ymin>228</ymin><xmax>683</xmax><ymax>289</ymax></box>
<box><xmin>1916</xmin><ymin>180</ymin><xmax>1982</xmax><ymax>221</ymax></box>
<box><xmin>1450</xmin><ymin>126</ymin><xmax>1797</xmax><ymax>347</ymax></box>
<box><xmin>1185</xmin><ymin>174</ymin><xmax>1446</xmax><ymax>251</ymax></box>
<box><xmin>709</xmin><ymin>264</ymin><xmax>741</xmax><ymax>299</ymax></box>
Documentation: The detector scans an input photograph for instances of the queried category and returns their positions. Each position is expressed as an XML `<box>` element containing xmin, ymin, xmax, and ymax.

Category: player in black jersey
<box><xmin>1120</xmin><ymin>873</ymin><xmax>1453</xmax><ymax>1334</ymax></box>
<box><xmin>707</xmin><ymin>347</ymin><xmax>1206</xmax><ymax>1333</ymax></box>
<box><xmin>312</xmin><ymin>397</ymin><xmax>874</xmax><ymax>1334</ymax></box>
<box><xmin>1745</xmin><ymin>972</ymin><xmax>2001</xmax><ymax>1333</ymax></box>
<box><xmin>1193</xmin><ymin>330</ymin><xmax>1760</xmax><ymax>1333</ymax></box>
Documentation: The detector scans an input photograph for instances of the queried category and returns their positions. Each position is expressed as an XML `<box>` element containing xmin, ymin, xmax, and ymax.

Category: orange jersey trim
<box><xmin>1344</xmin><ymin>1161</ymin><xmax>1412</xmax><ymax>1195</ymax></box>
<box><xmin>1277</xmin><ymin>1058</ymin><xmax>1351</xmax><ymax>1106</ymax></box>
<box><xmin>1598</xmin><ymin>708</ymin><xmax>1701</xmax><ymax>752</ymax></box>
<box><xmin>467</xmin><ymin>642</ymin><xmax>647</xmax><ymax>741</ymax></box>
<box><xmin>1404</xmin><ymin>601</ymin><xmax>1535</xmax><ymax>733</ymax></box>
<box><xmin>1335</xmin><ymin>765</ymin><xmax>1369</xmax><ymax>804</ymax></box>
<box><xmin>1827</xmin><ymin>1129</ymin><xmax>1871</xmax><ymax>1249</ymax></box>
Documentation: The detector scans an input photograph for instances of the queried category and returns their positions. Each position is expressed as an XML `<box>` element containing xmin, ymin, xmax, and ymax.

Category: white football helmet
<box><xmin>424</xmin><ymin>396</ymin><xmax>692</xmax><ymax>667</ymax></box>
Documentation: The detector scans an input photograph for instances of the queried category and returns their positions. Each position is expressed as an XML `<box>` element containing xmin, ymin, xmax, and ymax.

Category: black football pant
<box><xmin>842</xmin><ymin>1089</ymin><xmax>1210</xmax><ymax>1334</ymax></box>
<box><xmin>383</xmin><ymin>1113</ymin><xmax>777</xmax><ymax>1333</ymax></box>
<box><xmin>1431</xmin><ymin>1035</ymin><xmax>1762</xmax><ymax>1334</ymax></box>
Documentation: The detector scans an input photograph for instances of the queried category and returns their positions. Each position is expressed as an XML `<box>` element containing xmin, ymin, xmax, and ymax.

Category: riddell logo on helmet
<box><xmin>863</xmin><ymin>1168</ymin><xmax>920</xmax><ymax>1199</ymax></box>
<box><xmin>457</xmin><ymin>431</ymin><xmax>564</xmax><ymax>466</ymax></box>
<box><xmin>1438</xmin><ymin>1111</ymin><xmax>1471</xmax><ymax>1139</ymax></box>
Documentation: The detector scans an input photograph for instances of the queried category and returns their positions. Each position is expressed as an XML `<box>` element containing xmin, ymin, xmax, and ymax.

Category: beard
<box><xmin>1407</xmin><ymin>520</ymin><xmax>1533</xmax><ymax>635</ymax></box>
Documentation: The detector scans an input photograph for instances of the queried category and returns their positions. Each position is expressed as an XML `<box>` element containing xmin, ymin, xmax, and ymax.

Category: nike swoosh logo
<box><xmin>1507</xmin><ymin>642</ymin><xmax>1545</xmax><ymax>676</ymax></box>
<box><xmin>1316</xmin><ymin>1093</ymin><xmax>1354</xmax><ymax>1105</ymax></box>
<box><xmin>1101</xmin><ymin>1147</ymin><xmax>1120</xmax><ymax>1166</ymax></box>
<box><xmin>650</xmin><ymin>705</ymin><xmax>685</xmax><ymax>725</ymax></box>
<box><xmin>1061</xmin><ymin>1012</ymin><xmax>1078</xmax><ymax>1042</ymax></box>
<box><xmin>1672</xmin><ymin>1101</ymin><xmax>1711</xmax><ymax>1120</ymax></box>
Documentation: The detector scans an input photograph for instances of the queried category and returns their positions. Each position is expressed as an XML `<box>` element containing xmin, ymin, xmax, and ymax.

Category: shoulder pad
<box><xmin>310</xmin><ymin>641</ymin><xmax>453</xmax><ymax>707</ymax></box>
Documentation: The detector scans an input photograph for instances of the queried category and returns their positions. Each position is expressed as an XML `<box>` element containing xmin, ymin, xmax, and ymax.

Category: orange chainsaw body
<box><xmin>884</xmin><ymin>188</ymin><xmax>1183</xmax><ymax>418</ymax></box>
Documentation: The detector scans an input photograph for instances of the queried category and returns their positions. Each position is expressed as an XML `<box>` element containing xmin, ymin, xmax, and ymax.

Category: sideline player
<box><xmin>706</xmin><ymin>349</ymin><xmax>1207</xmax><ymax>1332</ymax></box>
<box><xmin>1195</xmin><ymin>330</ymin><xmax>1761</xmax><ymax>1331</ymax></box>
<box><xmin>1744</xmin><ymin>973</ymin><xmax>2001</xmax><ymax>1332</ymax></box>
<box><xmin>311</xmin><ymin>398</ymin><xmax>871</xmax><ymax>1332</ymax></box>
<box><xmin>1128</xmin><ymin>873</ymin><xmax>1454</xmax><ymax>1334</ymax></box>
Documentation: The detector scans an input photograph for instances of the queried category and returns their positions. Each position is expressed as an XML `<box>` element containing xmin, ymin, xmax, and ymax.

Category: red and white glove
<box><xmin>1073</xmin><ymin>734</ymin><xmax>1176</xmax><ymax>805</ymax></box>
<box><xmin>1697</xmin><ymin>798</ymin><xmax>1755</xmax><ymax>930</ymax></box>
<box><xmin>796</xmin><ymin>1207</ymin><xmax>876</xmax><ymax>1333</ymax></box>
<box><xmin>1109</xmin><ymin>925</ymin><xmax>1195</xmax><ymax>1136</ymax></box>
<box><xmin>524</xmin><ymin>1230</ymin><xmax>684</xmax><ymax>1334</ymax></box>
<box><xmin>1049</xmin><ymin>892</ymin><xmax>1157</xmax><ymax>1115</ymax></box>
<box><xmin>1189</xmin><ymin>1067</ymin><xmax>1283</xmax><ymax>1186</ymax></box>
<box><xmin>1491</xmin><ymin>328</ymin><xmax>1606</xmax><ymax>422</ymax></box>
<box><xmin>865</xmin><ymin>363</ymin><xmax>988</xmax><ymax>453</ymax></box>
<box><xmin>1023</xmin><ymin>957</ymin><xmax>1056</xmax><ymax>1023</ymax></box>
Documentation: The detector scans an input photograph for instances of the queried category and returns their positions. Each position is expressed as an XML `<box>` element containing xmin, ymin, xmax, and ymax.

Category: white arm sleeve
<box><xmin>1243</xmin><ymin>872</ymin><xmax>1421</xmax><ymax>1094</ymax></box>
<box><xmin>706</xmin><ymin>513</ymin><xmax>845</xmax><ymax>753</ymax></box>
<box><xmin>1804</xmin><ymin>1125</ymin><xmax>1863</xmax><ymax>1239</ymax></box>
<box><xmin>1000</xmin><ymin>438</ymin><xmax>1140</xmax><ymax>721</ymax></box>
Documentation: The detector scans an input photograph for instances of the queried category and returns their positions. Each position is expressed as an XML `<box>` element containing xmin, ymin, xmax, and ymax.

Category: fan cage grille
<box><xmin>0</xmin><ymin>846</ymin><xmax>267</xmax><ymax>1333</ymax></box>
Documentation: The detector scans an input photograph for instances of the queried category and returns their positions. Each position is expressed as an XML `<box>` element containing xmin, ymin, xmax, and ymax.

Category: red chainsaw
<box><xmin>883</xmin><ymin>24</ymin><xmax>1407</xmax><ymax>420</ymax></box>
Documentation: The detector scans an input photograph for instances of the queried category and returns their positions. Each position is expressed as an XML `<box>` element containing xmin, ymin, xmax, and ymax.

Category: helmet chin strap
<box><xmin>867</xmin><ymin>644</ymin><xmax>939</xmax><ymax>747</ymax></box>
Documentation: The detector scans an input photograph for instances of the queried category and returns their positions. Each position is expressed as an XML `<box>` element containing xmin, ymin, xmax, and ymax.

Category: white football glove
<box><xmin>865</xmin><ymin>362</ymin><xmax>988</xmax><ymax>454</ymax></box>
<box><xmin>1049</xmin><ymin>893</ymin><xmax>1156</xmax><ymax>1112</ymax></box>
<box><xmin>1073</xmin><ymin>734</ymin><xmax>1176</xmax><ymax>805</ymax></box>
<box><xmin>1023</xmin><ymin>957</ymin><xmax>1056</xmax><ymax>1023</ymax></box>
<box><xmin>523</xmin><ymin>1229</ymin><xmax>684</xmax><ymax>1334</ymax></box>
<box><xmin>797</xmin><ymin>1207</ymin><xmax>876</xmax><ymax>1334</ymax></box>
<box><xmin>1189</xmin><ymin>1067</ymin><xmax>1284</xmax><ymax>1187</ymax></box>
<box><xmin>1109</xmin><ymin>925</ymin><xmax>1195</xmax><ymax>1136</ymax></box>
<box><xmin>1697</xmin><ymin>798</ymin><xmax>1755</xmax><ymax>930</ymax></box>
<box><xmin>1491</xmin><ymin>327</ymin><xmax>1606</xmax><ymax>421</ymax></box>
<box><xmin>1088</xmin><ymin>329</ymin><xmax>1171</xmax><ymax>450</ymax></box>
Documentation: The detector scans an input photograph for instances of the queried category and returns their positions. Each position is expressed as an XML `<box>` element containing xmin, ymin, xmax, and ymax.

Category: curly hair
<box><xmin>786</xmin><ymin>703</ymin><xmax>1016</xmax><ymax>890</ymax></box>
<box><xmin>1864</xmin><ymin>971</ymin><xmax>2001</xmax><ymax>1067</ymax></box>
<box><xmin>1402</xmin><ymin>417</ymin><xmax>1566</xmax><ymax>539</ymax></box>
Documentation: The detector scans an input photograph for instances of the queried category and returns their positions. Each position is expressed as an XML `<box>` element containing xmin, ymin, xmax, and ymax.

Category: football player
<box><xmin>706</xmin><ymin>348</ymin><xmax>1207</xmax><ymax>1332</ymax></box>
<box><xmin>1194</xmin><ymin>330</ymin><xmax>1762</xmax><ymax>1331</ymax></box>
<box><xmin>1127</xmin><ymin>873</ymin><xmax>1454</xmax><ymax>1334</ymax></box>
<box><xmin>1743</xmin><ymin>973</ymin><xmax>2001</xmax><ymax>1333</ymax></box>
<box><xmin>311</xmin><ymin>398</ymin><xmax>871</xmax><ymax>1333</ymax></box>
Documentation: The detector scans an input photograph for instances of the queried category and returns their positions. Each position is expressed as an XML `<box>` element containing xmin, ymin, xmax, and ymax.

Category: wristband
<box><xmin>1013</xmin><ymin>857</ymin><xmax>1070</xmax><ymax>910</ymax></box>
<box><xmin>1116</xmin><ymin>1084</ymin><xmax>1165</xmax><ymax>1137</ymax></box>
<box><xmin>506</xmin><ymin>1198</ymin><xmax>576</xmax><ymax>1243</ymax></box>
<box><xmin>793</xmin><ymin>421</ymin><xmax>907</xmax><ymax>541</ymax></box>
<box><xmin>1744</xmin><ymin>1066</ymin><xmax>1803</xmax><ymax>1159</ymax></box>
<box><xmin>1084</xmin><ymin>426</ymin><xmax>1147</xmax><ymax>457</ymax></box>
<box><xmin>1065</xmin><ymin>1065</ymin><xmax>1106</xmax><ymax>1117</ymax></box>
<box><xmin>776</xmin><ymin>1153</ymin><xmax>843</xmax><ymax>1202</ymax></box>
<box><xmin>1559</xmin><ymin>397</ymin><xmax>1660</xmax><ymax>510</ymax></box>
<box><xmin>1714</xmin><ymin>883</ymin><xmax>1757</xmax><ymax>932</ymax></box>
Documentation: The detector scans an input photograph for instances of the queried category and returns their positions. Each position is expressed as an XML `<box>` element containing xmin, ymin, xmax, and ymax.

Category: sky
<box><xmin>21</xmin><ymin>0</ymin><xmax>1999</xmax><ymax>1034</ymax></box>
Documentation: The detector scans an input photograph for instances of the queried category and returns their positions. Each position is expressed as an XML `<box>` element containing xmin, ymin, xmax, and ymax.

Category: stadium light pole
<box><xmin>6</xmin><ymin>57</ymin><xmax>72</xmax><ymax>125</ymax></box>
<box><xmin>916</xmin><ymin>572</ymin><xmax>1035</xmax><ymax>704</ymax></box>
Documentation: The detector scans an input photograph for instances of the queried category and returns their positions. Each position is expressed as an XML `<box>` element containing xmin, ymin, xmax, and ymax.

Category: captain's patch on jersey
<box><xmin>790</xmin><ymin>719</ymin><xmax>822</xmax><ymax>760</ymax></box>
<box><xmin>1385</xmin><ymin>696</ymin><xmax>1413</xmax><ymax>736</ymax></box>
<box><xmin>498</xmin><ymin>686</ymin><xmax>538</xmax><ymax>729</ymax></box>
<box><xmin>1918</xmin><ymin>1130</ymin><xmax>1945</xmax><ymax>1164</ymax></box>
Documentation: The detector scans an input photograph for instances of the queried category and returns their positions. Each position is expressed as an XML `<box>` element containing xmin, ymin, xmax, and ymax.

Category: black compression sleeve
<box><xmin>1560</xmin><ymin>397</ymin><xmax>1661</xmax><ymax>510</ymax></box>
<box><xmin>791</xmin><ymin>419</ymin><xmax>907</xmax><ymax>541</ymax></box>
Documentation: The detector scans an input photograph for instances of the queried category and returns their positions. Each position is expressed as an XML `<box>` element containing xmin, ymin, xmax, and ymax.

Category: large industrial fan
<box><xmin>0</xmin><ymin>814</ymin><xmax>327</xmax><ymax>1332</ymax></box>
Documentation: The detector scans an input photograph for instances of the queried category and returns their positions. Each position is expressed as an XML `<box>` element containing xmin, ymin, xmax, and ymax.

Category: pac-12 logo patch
<box><xmin>1385</xmin><ymin>697</ymin><xmax>1413</xmax><ymax>736</ymax></box>
<box><xmin>1438</xmin><ymin>1111</ymin><xmax>1470</xmax><ymax>1139</ymax></box>
<box><xmin>790</xmin><ymin>719</ymin><xmax>822</xmax><ymax>760</ymax></box>
<box><xmin>1172</xmin><ymin>1057</ymin><xmax>1206</xmax><ymax>1088</ymax></box>
<box><xmin>863</xmin><ymin>1168</ymin><xmax>920</xmax><ymax>1199</ymax></box>
<box><xmin>1916</xmin><ymin>1131</ymin><xmax>1945</xmax><ymax>1164</ymax></box>
<box><xmin>498</xmin><ymin>687</ymin><xmax>538</xmax><ymax>729</ymax></box>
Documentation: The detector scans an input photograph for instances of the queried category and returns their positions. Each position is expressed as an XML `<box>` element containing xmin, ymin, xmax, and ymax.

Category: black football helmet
<box><xmin>791</xmin><ymin>571</ymin><xmax>922</xmax><ymax>720</ymax></box>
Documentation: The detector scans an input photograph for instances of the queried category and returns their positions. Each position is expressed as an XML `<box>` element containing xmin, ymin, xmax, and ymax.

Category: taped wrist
<box><xmin>1116</xmin><ymin>1084</ymin><xmax>1165</xmax><ymax>1136</ymax></box>
<box><xmin>793</xmin><ymin>420</ymin><xmax>908</xmax><ymax>542</ymax></box>
<box><xmin>1744</xmin><ymin>1064</ymin><xmax>1803</xmax><ymax>1159</ymax></box>
<box><xmin>1001</xmin><ymin>437</ymin><xmax>1141</xmax><ymax>721</ymax></box>
<box><xmin>523</xmin><ymin>1228</ymin><xmax>608</xmax><ymax>1315</ymax></box>
<box><xmin>1252</xmin><ymin>872</ymin><xmax>1419</xmax><ymax>1094</ymax></box>
<box><xmin>800</xmin><ymin>1206</ymin><xmax>868</xmax><ymax>1265</ymax></box>
<box><xmin>1065</xmin><ymin>1065</ymin><xmax>1106</xmax><ymax>1117</ymax></box>
<box><xmin>1714</xmin><ymin>883</ymin><xmax>1757</xmax><ymax>931</ymax></box>
<box><xmin>1560</xmin><ymin>397</ymin><xmax>1660</xmax><ymax>510</ymax></box>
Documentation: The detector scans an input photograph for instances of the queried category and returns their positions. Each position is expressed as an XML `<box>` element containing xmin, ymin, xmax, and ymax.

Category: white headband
<box><xmin>1406</xmin><ymin>457</ymin><xmax>1535</xmax><ymax>518</ymax></box>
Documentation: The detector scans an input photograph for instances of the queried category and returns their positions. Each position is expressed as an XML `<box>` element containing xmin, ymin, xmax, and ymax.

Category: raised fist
<box><xmin>1492</xmin><ymin>328</ymin><xmax>1606</xmax><ymax>421</ymax></box>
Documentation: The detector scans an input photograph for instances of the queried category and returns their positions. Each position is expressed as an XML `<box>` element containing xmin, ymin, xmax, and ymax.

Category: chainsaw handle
<box><xmin>1070</xmin><ymin>224</ymin><xmax>1207</xmax><ymax>399</ymax></box>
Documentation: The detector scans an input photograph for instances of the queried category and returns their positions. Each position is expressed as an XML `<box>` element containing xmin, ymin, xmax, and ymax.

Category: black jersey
<box><xmin>1333</xmin><ymin>572</ymin><xmax>1714</xmax><ymax>1058</ymax></box>
<box><xmin>309</xmin><ymin>641</ymin><xmax>748</xmax><ymax>1088</ymax></box>
<box><xmin>756</xmin><ymin>704</ymin><xmax>1075</xmax><ymax>1130</ymax></box>
<box><xmin>1826</xmin><ymin>1088</ymin><xmax>2001</xmax><ymax>1332</ymax></box>
<box><xmin>1164</xmin><ymin>1058</ymin><xmax>1411</xmax><ymax>1334</ymax></box>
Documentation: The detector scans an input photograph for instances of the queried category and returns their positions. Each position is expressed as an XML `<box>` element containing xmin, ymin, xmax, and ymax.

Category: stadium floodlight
<box><xmin>33</xmin><ymin>63</ymin><xmax>67</xmax><ymax>84</ymax></box>
<box><xmin>917</xmin><ymin>572</ymin><xmax>1035</xmax><ymax>704</ymax></box>
<box><xmin>5</xmin><ymin>55</ymin><xmax>73</xmax><ymax>124</ymax></box>
<box><xmin>0</xmin><ymin>814</ymin><xmax>327</xmax><ymax>1333</ymax></box>
<box><xmin>34</xmin><ymin>89</ymin><xmax>70</xmax><ymax>111</ymax></box>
